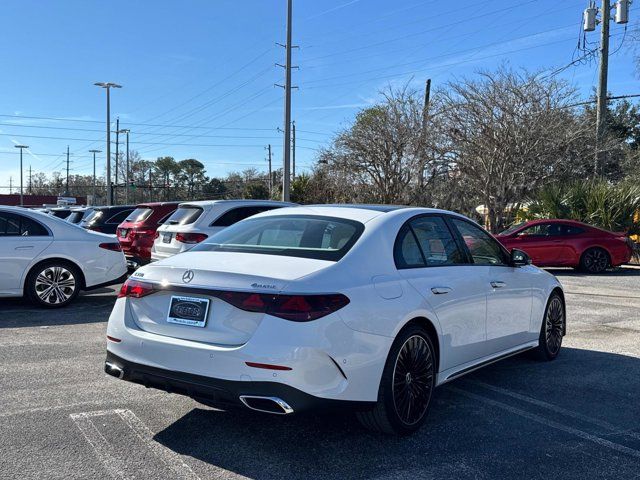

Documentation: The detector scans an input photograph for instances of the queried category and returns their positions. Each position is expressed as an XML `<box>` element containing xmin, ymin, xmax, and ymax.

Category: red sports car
<box><xmin>496</xmin><ymin>219</ymin><xmax>633</xmax><ymax>273</ymax></box>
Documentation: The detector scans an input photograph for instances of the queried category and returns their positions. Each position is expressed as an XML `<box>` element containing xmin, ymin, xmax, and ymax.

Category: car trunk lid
<box><xmin>127</xmin><ymin>251</ymin><xmax>333</xmax><ymax>345</ymax></box>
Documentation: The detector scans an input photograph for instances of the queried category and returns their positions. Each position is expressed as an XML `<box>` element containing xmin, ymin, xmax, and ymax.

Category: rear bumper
<box><xmin>105</xmin><ymin>350</ymin><xmax>373</xmax><ymax>414</ymax></box>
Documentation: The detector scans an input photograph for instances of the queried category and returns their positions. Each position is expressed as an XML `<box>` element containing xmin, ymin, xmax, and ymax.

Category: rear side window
<box><xmin>125</xmin><ymin>208</ymin><xmax>153</xmax><ymax>223</ymax></box>
<box><xmin>0</xmin><ymin>213</ymin><xmax>49</xmax><ymax>236</ymax></box>
<box><xmin>395</xmin><ymin>216</ymin><xmax>464</xmax><ymax>268</ymax></box>
<box><xmin>450</xmin><ymin>218</ymin><xmax>507</xmax><ymax>266</ymax></box>
<box><xmin>517</xmin><ymin>223</ymin><xmax>562</xmax><ymax>237</ymax></box>
<box><xmin>211</xmin><ymin>206</ymin><xmax>279</xmax><ymax>227</ymax></box>
<box><xmin>107</xmin><ymin>210</ymin><xmax>134</xmax><ymax>224</ymax></box>
<box><xmin>562</xmin><ymin>225</ymin><xmax>585</xmax><ymax>235</ymax></box>
<box><xmin>165</xmin><ymin>207</ymin><xmax>203</xmax><ymax>226</ymax></box>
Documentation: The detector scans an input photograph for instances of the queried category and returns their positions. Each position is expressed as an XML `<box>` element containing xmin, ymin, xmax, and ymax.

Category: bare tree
<box><xmin>439</xmin><ymin>67</ymin><xmax>592</xmax><ymax>232</ymax></box>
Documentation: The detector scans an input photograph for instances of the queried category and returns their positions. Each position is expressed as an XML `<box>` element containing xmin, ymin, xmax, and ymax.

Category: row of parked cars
<box><xmin>0</xmin><ymin>200</ymin><xmax>635</xmax><ymax>310</ymax></box>
<box><xmin>42</xmin><ymin>200</ymin><xmax>294</xmax><ymax>267</ymax></box>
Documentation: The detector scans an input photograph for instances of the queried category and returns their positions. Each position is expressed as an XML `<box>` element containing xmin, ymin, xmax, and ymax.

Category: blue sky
<box><xmin>0</xmin><ymin>0</ymin><xmax>637</xmax><ymax>192</ymax></box>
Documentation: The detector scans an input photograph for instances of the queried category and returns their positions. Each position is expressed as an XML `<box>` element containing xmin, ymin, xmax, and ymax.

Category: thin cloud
<box><xmin>306</xmin><ymin>0</ymin><xmax>361</xmax><ymax>20</ymax></box>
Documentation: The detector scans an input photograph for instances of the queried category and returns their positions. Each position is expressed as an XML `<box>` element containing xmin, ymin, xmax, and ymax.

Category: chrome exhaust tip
<box><xmin>104</xmin><ymin>361</ymin><xmax>124</xmax><ymax>379</ymax></box>
<box><xmin>239</xmin><ymin>395</ymin><xmax>294</xmax><ymax>415</ymax></box>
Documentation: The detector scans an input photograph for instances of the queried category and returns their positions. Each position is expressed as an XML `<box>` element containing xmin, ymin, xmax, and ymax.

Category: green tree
<box><xmin>178</xmin><ymin>159</ymin><xmax>207</xmax><ymax>198</ymax></box>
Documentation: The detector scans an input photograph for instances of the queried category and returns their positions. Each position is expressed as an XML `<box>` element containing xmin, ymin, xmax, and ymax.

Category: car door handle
<box><xmin>15</xmin><ymin>245</ymin><xmax>34</xmax><ymax>250</ymax></box>
<box><xmin>431</xmin><ymin>287</ymin><xmax>452</xmax><ymax>295</ymax></box>
<box><xmin>490</xmin><ymin>281</ymin><xmax>506</xmax><ymax>289</ymax></box>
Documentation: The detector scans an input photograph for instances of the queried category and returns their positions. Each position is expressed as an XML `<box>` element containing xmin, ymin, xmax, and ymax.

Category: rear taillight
<box><xmin>154</xmin><ymin>231</ymin><xmax>160</xmax><ymax>239</ymax></box>
<box><xmin>99</xmin><ymin>242</ymin><xmax>122</xmax><ymax>252</ymax></box>
<box><xmin>175</xmin><ymin>232</ymin><xmax>208</xmax><ymax>244</ymax></box>
<box><xmin>218</xmin><ymin>292</ymin><xmax>350</xmax><ymax>321</ymax></box>
<box><xmin>118</xmin><ymin>278</ymin><xmax>156</xmax><ymax>298</ymax></box>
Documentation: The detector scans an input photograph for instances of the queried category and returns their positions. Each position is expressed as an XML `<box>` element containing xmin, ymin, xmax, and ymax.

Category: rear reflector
<box><xmin>118</xmin><ymin>278</ymin><xmax>156</xmax><ymax>298</ymax></box>
<box><xmin>106</xmin><ymin>335</ymin><xmax>121</xmax><ymax>343</ymax></box>
<box><xmin>245</xmin><ymin>362</ymin><xmax>292</xmax><ymax>371</ymax></box>
<box><xmin>175</xmin><ymin>232</ymin><xmax>208</xmax><ymax>244</ymax></box>
<box><xmin>99</xmin><ymin>242</ymin><xmax>122</xmax><ymax>252</ymax></box>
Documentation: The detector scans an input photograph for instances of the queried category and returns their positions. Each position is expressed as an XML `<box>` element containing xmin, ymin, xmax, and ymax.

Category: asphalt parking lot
<box><xmin>1</xmin><ymin>268</ymin><xmax>640</xmax><ymax>480</ymax></box>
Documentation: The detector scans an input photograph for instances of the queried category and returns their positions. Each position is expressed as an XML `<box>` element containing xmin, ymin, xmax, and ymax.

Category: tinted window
<box><xmin>0</xmin><ymin>213</ymin><xmax>49</xmax><ymax>237</ymax></box>
<box><xmin>165</xmin><ymin>207</ymin><xmax>203</xmax><ymax>226</ymax></box>
<box><xmin>395</xmin><ymin>216</ymin><xmax>464</xmax><ymax>268</ymax></box>
<box><xmin>125</xmin><ymin>207</ymin><xmax>153</xmax><ymax>223</ymax></box>
<box><xmin>107</xmin><ymin>210</ymin><xmax>134</xmax><ymax>224</ymax></box>
<box><xmin>562</xmin><ymin>225</ymin><xmax>585</xmax><ymax>235</ymax></box>
<box><xmin>450</xmin><ymin>218</ymin><xmax>507</xmax><ymax>266</ymax></box>
<box><xmin>193</xmin><ymin>215</ymin><xmax>363</xmax><ymax>261</ymax></box>
<box><xmin>211</xmin><ymin>206</ymin><xmax>279</xmax><ymax>227</ymax></box>
<box><xmin>517</xmin><ymin>223</ymin><xmax>562</xmax><ymax>237</ymax></box>
<box><xmin>50</xmin><ymin>210</ymin><xmax>72</xmax><ymax>219</ymax></box>
<box><xmin>500</xmin><ymin>222</ymin><xmax>526</xmax><ymax>236</ymax></box>
<box><xmin>82</xmin><ymin>209</ymin><xmax>103</xmax><ymax>225</ymax></box>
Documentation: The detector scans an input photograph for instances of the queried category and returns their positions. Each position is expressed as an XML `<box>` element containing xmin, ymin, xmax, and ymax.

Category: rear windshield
<box><xmin>82</xmin><ymin>209</ymin><xmax>103</xmax><ymax>224</ymax></box>
<box><xmin>66</xmin><ymin>211</ymin><xmax>83</xmax><ymax>223</ymax></box>
<box><xmin>192</xmin><ymin>215</ymin><xmax>364</xmax><ymax>261</ymax></box>
<box><xmin>500</xmin><ymin>222</ymin><xmax>526</xmax><ymax>236</ymax></box>
<box><xmin>125</xmin><ymin>207</ymin><xmax>153</xmax><ymax>223</ymax></box>
<box><xmin>165</xmin><ymin>206</ymin><xmax>203</xmax><ymax>226</ymax></box>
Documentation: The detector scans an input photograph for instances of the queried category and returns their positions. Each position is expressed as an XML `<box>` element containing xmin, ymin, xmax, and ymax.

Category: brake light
<box><xmin>175</xmin><ymin>232</ymin><xmax>208</xmax><ymax>244</ymax></box>
<box><xmin>99</xmin><ymin>242</ymin><xmax>122</xmax><ymax>252</ymax></box>
<box><xmin>154</xmin><ymin>231</ymin><xmax>160</xmax><ymax>239</ymax></box>
<box><xmin>118</xmin><ymin>278</ymin><xmax>156</xmax><ymax>298</ymax></box>
<box><xmin>219</xmin><ymin>292</ymin><xmax>350</xmax><ymax>321</ymax></box>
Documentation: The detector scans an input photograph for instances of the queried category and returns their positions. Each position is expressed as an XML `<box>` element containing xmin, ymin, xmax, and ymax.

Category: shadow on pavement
<box><xmin>154</xmin><ymin>347</ymin><xmax>640</xmax><ymax>479</ymax></box>
<box><xmin>547</xmin><ymin>266</ymin><xmax>640</xmax><ymax>277</ymax></box>
<box><xmin>0</xmin><ymin>292</ymin><xmax>116</xmax><ymax>328</ymax></box>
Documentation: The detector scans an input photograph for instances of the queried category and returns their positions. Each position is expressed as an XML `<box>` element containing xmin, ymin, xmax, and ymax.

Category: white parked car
<box><xmin>0</xmin><ymin>206</ymin><xmax>128</xmax><ymax>308</ymax></box>
<box><xmin>106</xmin><ymin>205</ymin><xmax>565</xmax><ymax>434</ymax></box>
<box><xmin>150</xmin><ymin>200</ymin><xmax>295</xmax><ymax>262</ymax></box>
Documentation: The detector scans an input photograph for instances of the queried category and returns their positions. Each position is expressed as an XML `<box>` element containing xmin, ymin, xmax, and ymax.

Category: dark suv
<box><xmin>79</xmin><ymin>205</ymin><xmax>136</xmax><ymax>234</ymax></box>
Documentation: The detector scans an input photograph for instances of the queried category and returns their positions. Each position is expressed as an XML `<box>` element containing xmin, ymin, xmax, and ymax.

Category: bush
<box><xmin>525</xmin><ymin>179</ymin><xmax>640</xmax><ymax>235</ymax></box>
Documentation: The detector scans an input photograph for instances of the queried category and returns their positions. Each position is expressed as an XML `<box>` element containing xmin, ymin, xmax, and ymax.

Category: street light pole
<box><xmin>89</xmin><ymin>149</ymin><xmax>101</xmax><ymax>205</ymax></box>
<box><xmin>14</xmin><ymin>144</ymin><xmax>29</xmax><ymax>206</ymax></box>
<box><xmin>94</xmin><ymin>82</ymin><xmax>122</xmax><ymax>206</ymax></box>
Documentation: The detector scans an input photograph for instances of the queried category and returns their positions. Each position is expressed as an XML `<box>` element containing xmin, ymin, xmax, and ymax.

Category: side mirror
<box><xmin>511</xmin><ymin>248</ymin><xmax>531</xmax><ymax>266</ymax></box>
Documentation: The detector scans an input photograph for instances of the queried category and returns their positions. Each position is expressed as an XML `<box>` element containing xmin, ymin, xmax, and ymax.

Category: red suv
<box><xmin>496</xmin><ymin>219</ymin><xmax>634</xmax><ymax>273</ymax></box>
<box><xmin>117</xmin><ymin>202</ymin><xmax>179</xmax><ymax>268</ymax></box>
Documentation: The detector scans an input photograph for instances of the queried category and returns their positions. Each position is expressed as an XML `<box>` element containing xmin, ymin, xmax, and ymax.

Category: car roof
<box><xmin>177</xmin><ymin>199</ymin><xmax>296</xmax><ymax>208</ymax></box>
<box><xmin>253</xmin><ymin>204</ymin><xmax>463</xmax><ymax>223</ymax></box>
<box><xmin>92</xmin><ymin>205</ymin><xmax>136</xmax><ymax>211</ymax></box>
<box><xmin>525</xmin><ymin>218</ymin><xmax>591</xmax><ymax>227</ymax></box>
<box><xmin>135</xmin><ymin>201</ymin><xmax>181</xmax><ymax>208</ymax></box>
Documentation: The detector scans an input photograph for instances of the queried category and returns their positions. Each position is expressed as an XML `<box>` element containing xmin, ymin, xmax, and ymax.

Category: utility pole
<box><xmin>65</xmin><ymin>145</ymin><xmax>71</xmax><ymax>196</ymax></box>
<box><xmin>94</xmin><ymin>82</ymin><xmax>122</xmax><ymax>206</ymax></box>
<box><xmin>422</xmin><ymin>79</ymin><xmax>431</xmax><ymax>130</ymax></box>
<box><xmin>277</xmin><ymin>0</ymin><xmax>296</xmax><ymax>202</ymax></box>
<box><xmin>292</xmin><ymin>120</ymin><xmax>296</xmax><ymax>180</ymax></box>
<box><xmin>267</xmin><ymin>144</ymin><xmax>273</xmax><ymax>197</ymax></box>
<box><xmin>28</xmin><ymin>165</ymin><xmax>32</xmax><ymax>194</ymax></box>
<box><xmin>89</xmin><ymin>149</ymin><xmax>101</xmax><ymax>205</ymax></box>
<box><xmin>14</xmin><ymin>144</ymin><xmax>28</xmax><ymax>206</ymax></box>
<box><xmin>583</xmin><ymin>0</ymin><xmax>631</xmax><ymax>175</ymax></box>
<box><xmin>9</xmin><ymin>177</ymin><xmax>13</xmax><ymax>195</ymax></box>
<box><xmin>114</xmin><ymin>118</ymin><xmax>120</xmax><ymax>205</ymax></box>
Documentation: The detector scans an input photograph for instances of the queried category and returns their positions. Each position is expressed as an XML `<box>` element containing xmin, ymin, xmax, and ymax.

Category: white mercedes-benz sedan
<box><xmin>0</xmin><ymin>206</ymin><xmax>128</xmax><ymax>308</ymax></box>
<box><xmin>105</xmin><ymin>205</ymin><xmax>565</xmax><ymax>434</ymax></box>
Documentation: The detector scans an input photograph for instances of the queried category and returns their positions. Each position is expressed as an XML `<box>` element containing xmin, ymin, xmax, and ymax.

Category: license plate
<box><xmin>162</xmin><ymin>233</ymin><xmax>172</xmax><ymax>243</ymax></box>
<box><xmin>118</xmin><ymin>228</ymin><xmax>128</xmax><ymax>238</ymax></box>
<box><xmin>167</xmin><ymin>296</ymin><xmax>210</xmax><ymax>328</ymax></box>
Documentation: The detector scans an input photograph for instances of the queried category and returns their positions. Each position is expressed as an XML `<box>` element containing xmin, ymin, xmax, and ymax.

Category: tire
<box><xmin>25</xmin><ymin>260</ymin><xmax>81</xmax><ymax>308</ymax></box>
<box><xmin>356</xmin><ymin>325</ymin><xmax>436</xmax><ymax>435</ymax></box>
<box><xmin>534</xmin><ymin>292</ymin><xmax>565</xmax><ymax>361</ymax></box>
<box><xmin>579</xmin><ymin>247</ymin><xmax>610</xmax><ymax>274</ymax></box>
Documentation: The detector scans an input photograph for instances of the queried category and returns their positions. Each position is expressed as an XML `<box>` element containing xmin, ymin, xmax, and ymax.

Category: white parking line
<box><xmin>70</xmin><ymin>411</ymin><xmax>131</xmax><ymax>480</ymax></box>
<box><xmin>70</xmin><ymin>409</ymin><xmax>201</xmax><ymax>480</ymax></box>
<box><xmin>450</xmin><ymin>387</ymin><xmax>640</xmax><ymax>459</ymax></box>
<box><xmin>467</xmin><ymin>380</ymin><xmax>640</xmax><ymax>441</ymax></box>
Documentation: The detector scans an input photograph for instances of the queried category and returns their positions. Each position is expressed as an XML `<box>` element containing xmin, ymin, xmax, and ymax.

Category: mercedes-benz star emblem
<box><xmin>182</xmin><ymin>270</ymin><xmax>194</xmax><ymax>284</ymax></box>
